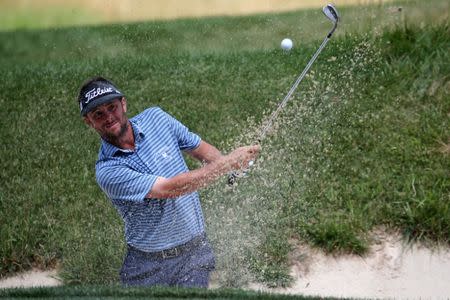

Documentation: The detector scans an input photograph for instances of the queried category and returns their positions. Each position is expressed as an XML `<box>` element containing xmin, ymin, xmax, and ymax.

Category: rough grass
<box><xmin>0</xmin><ymin>0</ymin><xmax>449</xmax><ymax>289</ymax></box>
<box><xmin>0</xmin><ymin>285</ymin><xmax>328</xmax><ymax>300</ymax></box>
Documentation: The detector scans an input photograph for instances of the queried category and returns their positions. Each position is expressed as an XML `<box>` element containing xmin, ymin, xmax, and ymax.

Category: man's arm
<box><xmin>146</xmin><ymin>144</ymin><xmax>259</xmax><ymax>199</ymax></box>
<box><xmin>186</xmin><ymin>141</ymin><xmax>223</xmax><ymax>164</ymax></box>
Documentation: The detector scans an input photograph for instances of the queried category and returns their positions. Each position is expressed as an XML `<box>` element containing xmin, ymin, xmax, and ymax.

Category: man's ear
<box><xmin>121</xmin><ymin>97</ymin><xmax>127</xmax><ymax>113</ymax></box>
<box><xmin>83</xmin><ymin>116</ymin><xmax>93</xmax><ymax>127</ymax></box>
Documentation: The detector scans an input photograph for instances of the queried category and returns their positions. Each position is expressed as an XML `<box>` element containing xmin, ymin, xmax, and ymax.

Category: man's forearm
<box><xmin>147</xmin><ymin>155</ymin><xmax>232</xmax><ymax>199</ymax></box>
<box><xmin>147</xmin><ymin>145</ymin><xmax>259</xmax><ymax>199</ymax></box>
<box><xmin>187</xmin><ymin>141</ymin><xmax>223</xmax><ymax>164</ymax></box>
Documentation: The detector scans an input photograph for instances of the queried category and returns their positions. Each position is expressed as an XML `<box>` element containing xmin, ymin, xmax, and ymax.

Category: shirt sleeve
<box><xmin>159</xmin><ymin>109</ymin><xmax>201</xmax><ymax>151</ymax></box>
<box><xmin>96</xmin><ymin>163</ymin><xmax>158</xmax><ymax>202</ymax></box>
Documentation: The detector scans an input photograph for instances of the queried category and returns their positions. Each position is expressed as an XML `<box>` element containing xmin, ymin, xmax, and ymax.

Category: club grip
<box><xmin>227</xmin><ymin>161</ymin><xmax>254</xmax><ymax>186</ymax></box>
<box><xmin>227</xmin><ymin>141</ymin><xmax>259</xmax><ymax>186</ymax></box>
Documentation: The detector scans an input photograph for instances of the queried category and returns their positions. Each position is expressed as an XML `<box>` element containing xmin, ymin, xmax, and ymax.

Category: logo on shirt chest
<box><xmin>154</xmin><ymin>146</ymin><xmax>173</xmax><ymax>164</ymax></box>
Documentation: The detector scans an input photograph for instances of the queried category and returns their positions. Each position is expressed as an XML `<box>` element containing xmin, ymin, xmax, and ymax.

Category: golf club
<box><xmin>228</xmin><ymin>4</ymin><xmax>340</xmax><ymax>186</ymax></box>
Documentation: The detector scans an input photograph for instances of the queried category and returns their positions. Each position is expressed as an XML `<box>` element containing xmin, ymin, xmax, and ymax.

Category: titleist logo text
<box><xmin>84</xmin><ymin>87</ymin><xmax>115</xmax><ymax>103</ymax></box>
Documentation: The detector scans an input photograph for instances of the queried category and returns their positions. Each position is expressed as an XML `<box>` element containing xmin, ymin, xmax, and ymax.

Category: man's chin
<box><xmin>102</xmin><ymin>123</ymin><xmax>128</xmax><ymax>143</ymax></box>
<box><xmin>103</xmin><ymin>132</ymin><xmax>120</xmax><ymax>142</ymax></box>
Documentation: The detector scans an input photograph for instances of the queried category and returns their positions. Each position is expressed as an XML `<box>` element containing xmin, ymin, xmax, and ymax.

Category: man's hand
<box><xmin>225</xmin><ymin>145</ymin><xmax>260</xmax><ymax>171</ymax></box>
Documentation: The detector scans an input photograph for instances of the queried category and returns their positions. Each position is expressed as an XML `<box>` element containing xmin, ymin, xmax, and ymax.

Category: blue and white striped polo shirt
<box><xmin>95</xmin><ymin>107</ymin><xmax>205</xmax><ymax>252</ymax></box>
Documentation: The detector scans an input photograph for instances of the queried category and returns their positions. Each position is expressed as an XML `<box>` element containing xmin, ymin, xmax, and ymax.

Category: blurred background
<box><xmin>1</xmin><ymin>0</ymin><xmax>393</xmax><ymax>31</ymax></box>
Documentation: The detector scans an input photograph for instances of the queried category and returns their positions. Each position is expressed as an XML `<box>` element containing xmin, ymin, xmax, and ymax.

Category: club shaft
<box><xmin>228</xmin><ymin>15</ymin><xmax>338</xmax><ymax>185</ymax></box>
<box><xmin>258</xmin><ymin>36</ymin><xmax>330</xmax><ymax>142</ymax></box>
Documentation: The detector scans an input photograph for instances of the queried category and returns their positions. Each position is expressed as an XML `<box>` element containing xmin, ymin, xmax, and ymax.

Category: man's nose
<box><xmin>104</xmin><ymin>110</ymin><xmax>114</xmax><ymax>121</ymax></box>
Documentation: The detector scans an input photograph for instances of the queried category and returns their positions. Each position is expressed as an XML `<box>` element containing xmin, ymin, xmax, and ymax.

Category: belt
<box><xmin>128</xmin><ymin>234</ymin><xmax>206</xmax><ymax>260</ymax></box>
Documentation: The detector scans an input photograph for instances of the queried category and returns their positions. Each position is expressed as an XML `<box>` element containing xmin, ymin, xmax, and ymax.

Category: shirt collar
<box><xmin>100</xmin><ymin>120</ymin><xmax>145</xmax><ymax>158</ymax></box>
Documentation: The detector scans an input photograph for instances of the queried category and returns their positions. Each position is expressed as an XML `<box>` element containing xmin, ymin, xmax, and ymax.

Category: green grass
<box><xmin>0</xmin><ymin>0</ymin><xmax>449</xmax><ymax>290</ymax></box>
<box><xmin>0</xmin><ymin>285</ymin><xmax>328</xmax><ymax>300</ymax></box>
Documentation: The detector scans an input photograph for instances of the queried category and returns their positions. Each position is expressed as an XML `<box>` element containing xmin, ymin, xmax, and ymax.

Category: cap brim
<box><xmin>80</xmin><ymin>93</ymin><xmax>123</xmax><ymax>116</ymax></box>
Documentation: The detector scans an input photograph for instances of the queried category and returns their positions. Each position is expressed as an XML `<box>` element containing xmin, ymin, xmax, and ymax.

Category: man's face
<box><xmin>84</xmin><ymin>98</ymin><xmax>129</xmax><ymax>141</ymax></box>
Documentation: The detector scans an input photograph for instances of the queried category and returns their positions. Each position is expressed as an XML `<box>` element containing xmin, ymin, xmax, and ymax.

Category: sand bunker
<box><xmin>2</xmin><ymin>231</ymin><xmax>450</xmax><ymax>299</ymax></box>
<box><xmin>0</xmin><ymin>269</ymin><xmax>61</xmax><ymax>289</ymax></box>
<box><xmin>249</xmin><ymin>231</ymin><xmax>450</xmax><ymax>299</ymax></box>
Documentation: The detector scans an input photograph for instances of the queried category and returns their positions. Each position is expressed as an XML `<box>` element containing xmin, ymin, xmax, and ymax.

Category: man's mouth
<box><xmin>105</xmin><ymin>121</ymin><xmax>118</xmax><ymax>129</ymax></box>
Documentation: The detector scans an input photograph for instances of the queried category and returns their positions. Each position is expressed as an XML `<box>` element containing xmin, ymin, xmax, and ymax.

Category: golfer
<box><xmin>78</xmin><ymin>76</ymin><xmax>259</xmax><ymax>288</ymax></box>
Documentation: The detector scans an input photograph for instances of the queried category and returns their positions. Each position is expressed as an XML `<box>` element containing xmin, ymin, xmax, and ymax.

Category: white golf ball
<box><xmin>281</xmin><ymin>38</ymin><xmax>293</xmax><ymax>51</ymax></box>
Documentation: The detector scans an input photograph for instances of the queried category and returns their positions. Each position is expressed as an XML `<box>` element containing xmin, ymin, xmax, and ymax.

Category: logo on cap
<box><xmin>84</xmin><ymin>87</ymin><xmax>119</xmax><ymax>104</ymax></box>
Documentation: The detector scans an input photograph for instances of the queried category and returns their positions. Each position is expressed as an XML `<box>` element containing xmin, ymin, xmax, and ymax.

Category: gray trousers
<box><xmin>120</xmin><ymin>234</ymin><xmax>215</xmax><ymax>288</ymax></box>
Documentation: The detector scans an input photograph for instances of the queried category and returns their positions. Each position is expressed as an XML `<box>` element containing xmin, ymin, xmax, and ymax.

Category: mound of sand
<box><xmin>0</xmin><ymin>269</ymin><xmax>61</xmax><ymax>289</ymax></box>
<box><xmin>249</xmin><ymin>231</ymin><xmax>450</xmax><ymax>299</ymax></box>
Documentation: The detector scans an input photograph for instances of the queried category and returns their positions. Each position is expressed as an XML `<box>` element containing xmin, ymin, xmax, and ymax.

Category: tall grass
<box><xmin>0</xmin><ymin>0</ymin><xmax>449</xmax><ymax>288</ymax></box>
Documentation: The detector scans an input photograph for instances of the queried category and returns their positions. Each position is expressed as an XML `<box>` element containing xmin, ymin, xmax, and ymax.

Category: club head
<box><xmin>323</xmin><ymin>4</ymin><xmax>340</xmax><ymax>24</ymax></box>
<box><xmin>323</xmin><ymin>4</ymin><xmax>339</xmax><ymax>38</ymax></box>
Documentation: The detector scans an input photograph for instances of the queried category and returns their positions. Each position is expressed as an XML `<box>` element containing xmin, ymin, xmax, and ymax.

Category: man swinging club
<box><xmin>78</xmin><ymin>76</ymin><xmax>259</xmax><ymax>288</ymax></box>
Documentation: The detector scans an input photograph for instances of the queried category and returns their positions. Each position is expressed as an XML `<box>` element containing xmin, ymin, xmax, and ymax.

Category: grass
<box><xmin>0</xmin><ymin>285</ymin><xmax>329</xmax><ymax>300</ymax></box>
<box><xmin>0</xmin><ymin>0</ymin><xmax>449</xmax><ymax>291</ymax></box>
